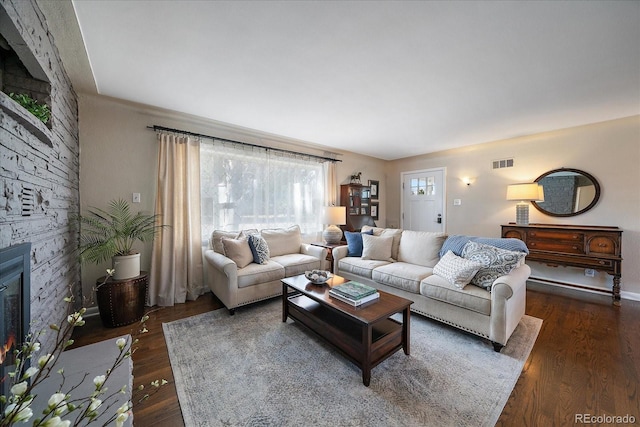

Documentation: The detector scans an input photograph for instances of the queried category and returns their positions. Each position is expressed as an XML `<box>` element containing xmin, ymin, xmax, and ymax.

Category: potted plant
<box><xmin>76</xmin><ymin>199</ymin><xmax>165</xmax><ymax>280</ymax></box>
<box><xmin>9</xmin><ymin>92</ymin><xmax>51</xmax><ymax>124</ymax></box>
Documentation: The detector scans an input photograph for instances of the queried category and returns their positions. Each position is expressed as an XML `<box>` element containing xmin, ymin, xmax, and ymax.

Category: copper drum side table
<box><xmin>96</xmin><ymin>272</ymin><xmax>148</xmax><ymax>328</ymax></box>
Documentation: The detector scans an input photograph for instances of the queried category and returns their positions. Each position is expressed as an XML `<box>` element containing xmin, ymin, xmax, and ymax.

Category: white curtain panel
<box><xmin>324</xmin><ymin>162</ymin><xmax>337</xmax><ymax>206</ymax></box>
<box><xmin>149</xmin><ymin>133</ymin><xmax>205</xmax><ymax>306</ymax></box>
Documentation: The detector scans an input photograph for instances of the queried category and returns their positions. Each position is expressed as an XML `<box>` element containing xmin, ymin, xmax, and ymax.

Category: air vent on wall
<box><xmin>492</xmin><ymin>158</ymin><xmax>514</xmax><ymax>169</ymax></box>
<box><xmin>21</xmin><ymin>187</ymin><xmax>34</xmax><ymax>216</ymax></box>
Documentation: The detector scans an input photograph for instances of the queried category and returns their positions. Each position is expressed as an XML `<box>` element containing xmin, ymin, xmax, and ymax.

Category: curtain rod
<box><xmin>146</xmin><ymin>125</ymin><xmax>341</xmax><ymax>163</ymax></box>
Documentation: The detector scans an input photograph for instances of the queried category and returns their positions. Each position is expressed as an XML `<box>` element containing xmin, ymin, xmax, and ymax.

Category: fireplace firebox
<box><xmin>0</xmin><ymin>243</ymin><xmax>31</xmax><ymax>407</ymax></box>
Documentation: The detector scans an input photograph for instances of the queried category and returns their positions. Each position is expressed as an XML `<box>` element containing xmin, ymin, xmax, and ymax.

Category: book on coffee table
<box><xmin>330</xmin><ymin>281</ymin><xmax>377</xmax><ymax>300</ymax></box>
<box><xmin>329</xmin><ymin>289</ymin><xmax>380</xmax><ymax>307</ymax></box>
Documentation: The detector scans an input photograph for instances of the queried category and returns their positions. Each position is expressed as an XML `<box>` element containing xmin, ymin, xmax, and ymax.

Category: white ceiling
<box><xmin>58</xmin><ymin>1</ymin><xmax>640</xmax><ymax>160</ymax></box>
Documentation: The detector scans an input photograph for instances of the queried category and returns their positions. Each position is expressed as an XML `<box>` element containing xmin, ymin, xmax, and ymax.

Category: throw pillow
<box><xmin>221</xmin><ymin>237</ymin><xmax>254</xmax><ymax>269</ymax></box>
<box><xmin>361</xmin><ymin>225</ymin><xmax>384</xmax><ymax>236</ymax></box>
<box><xmin>210</xmin><ymin>230</ymin><xmax>239</xmax><ymax>254</ymax></box>
<box><xmin>380</xmin><ymin>228</ymin><xmax>403</xmax><ymax>260</ymax></box>
<box><xmin>260</xmin><ymin>225</ymin><xmax>302</xmax><ymax>257</ymax></box>
<box><xmin>461</xmin><ymin>241</ymin><xmax>526</xmax><ymax>290</ymax></box>
<box><xmin>433</xmin><ymin>250</ymin><xmax>484</xmax><ymax>289</ymax></box>
<box><xmin>361</xmin><ymin>226</ymin><xmax>403</xmax><ymax>260</ymax></box>
<box><xmin>247</xmin><ymin>234</ymin><xmax>270</xmax><ymax>264</ymax></box>
<box><xmin>361</xmin><ymin>234</ymin><xmax>393</xmax><ymax>262</ymax></box>
<box><xmin>344</xmin><ymin>229</ymin><xmax>374</xmax><ymax>257</ymax></box>
<box><xmin>397</xmin><ymin>230</ymin><xmax>448</xmax><ymax>267</ymax></box>
<box><xmin>238</xmin><ymin>228</ymin><xmax>259</xmax><ymax>239</ymax></box>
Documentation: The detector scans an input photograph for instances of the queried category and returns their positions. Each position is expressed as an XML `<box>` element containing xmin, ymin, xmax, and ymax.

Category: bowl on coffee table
<box><xmin>304</xmin><ymin>270</ymin><xmax>331</xmax><ymax>285</ymax></box>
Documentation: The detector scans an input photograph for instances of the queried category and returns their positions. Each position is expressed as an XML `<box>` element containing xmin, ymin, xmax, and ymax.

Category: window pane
<box><xmin>427</xmin><ymin>176</ymin><xmax>435</xmax><ymax>195</ymax></box>
<box><xmin>419</xmin><ymin>178</ymin><xmax>426</xmax><ymax>195</ymax></box>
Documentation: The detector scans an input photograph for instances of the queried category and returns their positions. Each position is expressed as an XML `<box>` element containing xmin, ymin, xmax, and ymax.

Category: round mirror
<box><xmin>532</xmin><ymin>168</ymin><xmax>600</xmax><ymax>217</ymax></box>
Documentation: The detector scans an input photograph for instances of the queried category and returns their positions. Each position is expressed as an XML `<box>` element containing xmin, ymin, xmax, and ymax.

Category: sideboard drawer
<box><xmin>528</xmin><ymin>239</ymin><xmax>584</xmax><ymax>254</ymax></box>
<box><xmin>587</xmin><ymin>236</ymin><xmax>619</xmax><ymax>256</ymax></box>
<box><xmin>527</xmin><ymin>230</ymin><xmax>583</xmax><ymax>241</ymax></box>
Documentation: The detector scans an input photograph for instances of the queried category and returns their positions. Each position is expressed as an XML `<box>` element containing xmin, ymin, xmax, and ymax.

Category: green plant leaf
<box><xmin>73</xmin><ymin>199</ymin><xmax>168</xmax><ymax>264</ymax></box>
<box><xmin>9</xmin><ymin>92</ymin><xmax>51</xmax><ymax>124</ymax></box>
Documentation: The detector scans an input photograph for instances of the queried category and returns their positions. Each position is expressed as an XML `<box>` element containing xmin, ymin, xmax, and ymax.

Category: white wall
<box><xmin>386</xmin><ymin>115</ymin><xmax>640</xmax><ymax>299</ymax></box>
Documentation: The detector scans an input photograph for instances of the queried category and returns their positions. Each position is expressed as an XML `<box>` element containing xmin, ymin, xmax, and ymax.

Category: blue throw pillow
<box><xmin>345</xmin><ymin>229</ymin><xmax>373</xmax><ymax>257</ymax></box>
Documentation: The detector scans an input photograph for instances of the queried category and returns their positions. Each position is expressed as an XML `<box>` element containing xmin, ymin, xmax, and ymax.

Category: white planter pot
<box><xmin>112</xmin><ymin>253</ymin><xmax>141</xmax><ymax>280</ymax></box>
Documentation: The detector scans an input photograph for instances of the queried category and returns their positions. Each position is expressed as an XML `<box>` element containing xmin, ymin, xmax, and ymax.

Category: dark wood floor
<box><xmin>71</xmin><ymin>283</ymin><xmax>640</xmax><ymax>427</ymax></box>
<box><xmin>498</xmin><ymin>283</ymin><xmax>640</xmax><ymax>426</ymax></box>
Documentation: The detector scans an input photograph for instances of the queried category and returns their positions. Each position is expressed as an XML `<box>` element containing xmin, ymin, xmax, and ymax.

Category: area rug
<box><xmin>163</xmin><ymin>300</ymin><xmax>541</xmax><ymax>427</ymax></box>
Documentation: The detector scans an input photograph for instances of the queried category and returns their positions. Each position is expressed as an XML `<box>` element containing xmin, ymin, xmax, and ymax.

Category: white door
<box><xmin>401</xmin><ymin>168</ymin><xmax>445</xmax><ymax>232</ymax></box>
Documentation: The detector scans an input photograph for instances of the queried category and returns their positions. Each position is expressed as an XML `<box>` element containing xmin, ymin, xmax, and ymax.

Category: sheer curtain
<box><xmin>324</xmin><ymin>162</ymin><xmax>338</xmax><ymax>206</ymax></box>
<box><xmin>200</xmin><ymin>140</ymin><xmax>327</xmax><ymax>244</ymax></box>
<box><xmin>149</xmin><ymin>132</ymin><xmax>205</xmax><ymax>306</ymax></box>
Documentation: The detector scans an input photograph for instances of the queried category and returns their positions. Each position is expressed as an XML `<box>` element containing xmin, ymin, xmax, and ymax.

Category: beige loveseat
<box><xmin>332</xmin><ymin>226</ymin><xmax>531</xmax><ymax>351</ymax></box>
<box><xmin>204</xmin><ymin>225</ymin><xmax>327</xmax><ymax>314</ymax></box>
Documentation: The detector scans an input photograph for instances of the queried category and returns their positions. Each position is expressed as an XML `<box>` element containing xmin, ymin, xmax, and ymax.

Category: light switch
<box><xmin>133</xmin><ymin>193</ymin><xmax>141</xmax><ymax>203</ymax></box>
<box><xmin>453</xmin><ymin>199</ymin><xmax>462</xmax><ymax>206</ymax></box>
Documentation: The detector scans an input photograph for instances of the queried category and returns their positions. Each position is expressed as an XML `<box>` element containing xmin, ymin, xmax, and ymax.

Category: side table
<box><xmin>311</xmin><ymin>242</ymin><xmax>344</xmax><ymax>273</ymax></box>
<box><xmin>96</xmin><ymin>272</ymin><xmax>148</xmax><ymax>328</ymax></box>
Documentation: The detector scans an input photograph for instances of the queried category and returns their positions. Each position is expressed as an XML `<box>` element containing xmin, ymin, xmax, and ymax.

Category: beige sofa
<box><xmin>332</xmin><ymin>226</ymin><xmax>531</xmax><ymax>351</ymax></box>
<box><xmin>204</xmin><ymin>225</ymin><xmax>327</xmax><ymax>314</ymax></box>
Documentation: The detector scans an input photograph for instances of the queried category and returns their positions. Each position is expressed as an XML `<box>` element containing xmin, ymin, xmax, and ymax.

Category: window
<box><xmin>200</xmin><ymin>140</ymin><xmax>326</xmax><ymax>243</ymax></box>
<box><xmin>410</xmin><ymin>176</ymin><xmax>435</xmax><ymax>196</ymax></box>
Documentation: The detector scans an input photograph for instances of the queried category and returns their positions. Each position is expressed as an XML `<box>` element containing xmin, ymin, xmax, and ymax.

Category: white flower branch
<box><xmin>1</xmin><ymin>272</ymin><xmax>168</xmax><ymax>427</ymax></box>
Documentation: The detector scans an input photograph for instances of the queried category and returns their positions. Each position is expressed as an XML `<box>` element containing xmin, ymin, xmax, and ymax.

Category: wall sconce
<box><xmin>506</xmin><ymin>183</ymin><xmax>544</xmax><ymax>225</ymax></box>
<box><xmin>462</xmin><ymin>177</ymin><xmax>473</xmax><ymax>186</ymax></box>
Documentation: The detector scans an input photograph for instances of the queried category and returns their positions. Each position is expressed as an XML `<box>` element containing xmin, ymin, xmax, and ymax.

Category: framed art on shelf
<box><xmin>371</xmin><ymin>202</ymin><xmax>379</xmax><ymax>220</ymax></box>
<box><xmin>369</xmin><ymin>180</ymin><xmax>379</xmax><ymax>200</ymax></box>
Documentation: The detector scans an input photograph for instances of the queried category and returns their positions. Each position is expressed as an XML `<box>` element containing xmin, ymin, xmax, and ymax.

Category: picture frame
<box><xmin>368</xmin><ymin>180</ymin><xmax>379</xmax><ymax>200</ymax></box>
<box><xmin>371</xmin><ymin>202</ymin><xmax>379</xmax><ymax>220</ymax></box>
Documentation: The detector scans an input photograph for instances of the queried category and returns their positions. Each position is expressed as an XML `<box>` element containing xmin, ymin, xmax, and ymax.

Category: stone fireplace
<box><xmin>1</xmin><ymin>0</ymin><xmax>79</xmax><ymax>380</ymax></box>
<box><xmin>0</xmin><ymin>242</ymin><xmax>31</xmax><ymax>405</ymax></box>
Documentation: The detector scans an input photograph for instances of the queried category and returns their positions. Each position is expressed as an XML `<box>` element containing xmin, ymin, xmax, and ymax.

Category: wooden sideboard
<box><xmin>501</xmin><ymin>223</ymin><xmax>622</xmax><ymax>305</ymax></box>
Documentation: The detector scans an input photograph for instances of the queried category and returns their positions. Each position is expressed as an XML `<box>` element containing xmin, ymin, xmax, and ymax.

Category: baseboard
<box><xmin>527</xmin><ymin>277</ymin><xmax>640</xmax><ymax>302</ymax></box>
<box><xmin>621</xmin><ymin>290</ymin><xmax>640</xmax><ymax>301</ymax></box>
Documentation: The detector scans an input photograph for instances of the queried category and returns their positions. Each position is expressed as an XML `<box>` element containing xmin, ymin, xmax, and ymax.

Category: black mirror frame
<box><xmin>531</xmin><ymin>168</ymin><xmax>601</xmax><ymax>217</ymax></box>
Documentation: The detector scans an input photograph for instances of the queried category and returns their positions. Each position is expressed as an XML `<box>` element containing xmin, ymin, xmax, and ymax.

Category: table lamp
<box><xmin>322</xmin><ymin>206</ymin><xmax>346</xmax><ymax>244</ymax></box>
<box><xmin>506</xmin><ymin>183</ymin><xmax>544</xmax><ymax>225</ymax></box>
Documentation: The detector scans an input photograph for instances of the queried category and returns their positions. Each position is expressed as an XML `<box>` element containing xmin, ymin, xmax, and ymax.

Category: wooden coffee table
<box><xmin>282</xmin><ymin>274</ymin><xmax>413</xmax><ymax>386</ymax></box>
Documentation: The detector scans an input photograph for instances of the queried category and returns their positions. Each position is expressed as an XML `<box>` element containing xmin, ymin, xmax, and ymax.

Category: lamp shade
<box><xmin>506</xmin><ymin>183</ymin><xmax>544</xmax><ymax>201</ymax></box>
<box><xmin>506</xmin><ymin>183</ymin><xmax>544</xmax><ymax>226</ymax></box>
<box><xmin>323</xmin><ymin>206</ymin><xmax>346</xmax><ymax>225</ymax></box>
